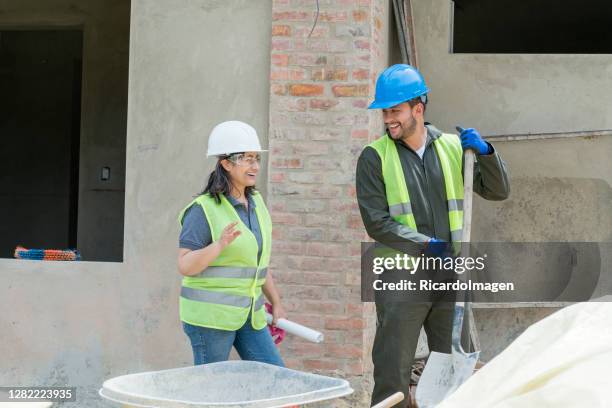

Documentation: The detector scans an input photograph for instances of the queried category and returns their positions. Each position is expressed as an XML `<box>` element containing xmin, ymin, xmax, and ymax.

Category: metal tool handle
<box><xmin>452</xmin><ymin>126</ymin><xmax>476</xmax><ymax>350</ymax></box>
<box><xmin>372</xmin><ymin>392</ymin><xmax>405</xmax><ymax>408</ymax></box>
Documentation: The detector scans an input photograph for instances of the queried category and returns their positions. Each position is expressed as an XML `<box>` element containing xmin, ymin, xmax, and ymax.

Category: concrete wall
<box><xmin>413</xmin><ymin>0</ymin><xmax>612</xmax><ymax>136</ymax></box>
<box><xmin>0</xmin><ymin>0</ymin><xmax>272</xmax><ymax>406</ymax></box>
<box><xmin>412</xmin><ymin>0</ymin><xmax>612</xmax><ymax>361</ymax></box>
<box><xmin>0</xmin><ymin>0</ymin><xmax>130</xmax><ymax>262</ymax></box>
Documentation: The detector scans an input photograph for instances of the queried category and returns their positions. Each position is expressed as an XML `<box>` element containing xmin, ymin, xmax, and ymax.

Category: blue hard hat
<box><xmin>368</xmin><ymin>64</ymin><xmax>430</xmax><ymax>109</ymax></box>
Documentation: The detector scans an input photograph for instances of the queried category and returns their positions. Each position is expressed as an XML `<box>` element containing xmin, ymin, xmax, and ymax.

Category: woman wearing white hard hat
<box><xmin>177</xmin><ymin>121</ymin><xmax>285</xmax><ymax>366</ymax></box>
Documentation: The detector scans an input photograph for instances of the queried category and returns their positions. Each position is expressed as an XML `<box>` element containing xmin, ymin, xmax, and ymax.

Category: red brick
<box><xmin>344</xmin><ymin>360</ymin><xmax>365</xmax><ymax>375</ymax></box>
<box><xmin>354</xmin><ymin>39</ymin><xmax>370</xmax><ymax>50</ymax></box>
<box><xmin>327</xmin><ymin>39</ymin><xmax>350</xmax><ymax>52</ymax></box>
<box><xmin>270</xmin><ymin>83</ymin><xmax>286</xmax><ymax>95</ymax></box>
<box><xmin>289</xmin><ymin>84</ymin><xmax>324</xmax><ymax>96</ymax></box>
<box><xmin>302</xmin><ymin>300</ymin><xmax>344</xmax><ymax>315</ymax></box>
<box><xmin>304</xmin><ymin>185</ymin><xmax>344</xmax><ymax>198</ymax></box>
<box><xmin>334</xmin><ymin>54</ymin><xmax>370</xmax><ymax>66</ymax></box>
<box><xmin>336</xmin><ymin>24</ymin><xmax>367</xmax><ymax>37</ymax></box>
<box><xmin>346</xmin><ymin>303</ymin><xmax>364</xmax><ymax>317</ymax></box>
<box><xmin>319</xmin><ymin>11</ymin><xmax>348</xmax><ymax>22</ymax></box>
<box><xmin>294</xmin><ymin>256</ymin><xmax>326</xmax><ymax>270</ymax></box>
<box><xmin>271</xmin><ymin>38</ymin><xmax>291</xmax><ymax>51</ymax></box>
<box><xmin>326</xmin><ymin>344</ymin><xmax>363</xmax><ymax>359</ymax></box>
<box><xmin>332</xmin><ymin>84</ymin><xmax>369</xmax><ymax>97</ymax></box>
<box><xmin>283</xmin><ymin>358</ymin><xmax>303</xmax><ymax>370</ymax></box>
<box><xmin>304</xmin><ymin>213</ymin><xmax>344</xmax><ymax>227</ymax></box>
<box><xmin>271</xmin><ymin>212</ymin><xmax>302</xmax><ymax>225</ymax></box>
<box><xmin>287</xmin><ymin>227</ymin><xmax>324</xmax><ymax>241</ymax></box>
<box><xmin>271</xmin><ymin>53</ymin><xmax>289</xmax><ymax>67</ymax></box>
<box><xmin>270</xmin><ymin>128</ymin><xmax>307</xmax><ymax>141</ymax></box>
<box><xmin>352</xmin><ymin>99</ymin><xmax>368</xmax><ymax>108</ymax></box>
<box><xmin>291</xmin><ymin>112</ymin><xmax>327</xmax><ymax>126</ymax></box>
<box><xmin>347</xmin><ymin>185</ymin><xmax>357</xmax><ymax>198</ymax></box>
<box><xmin>345</xmin><ymin>271</ymin><xmax>361</xmax><ymax>285</ymax></box>
<box><xmin>305</xmin><ymin>158</ymin><xmax>343</xmax><ymax>171</ymax></box>
<box><xmin>325</xmin><ymin>317</ymin><xmax>366</xmax><ymax>330</ymax></box>
<box><xmin>352</xmin><ymin>10</ymin><xmax>368</xmax><ymax>23</ymax></box>
<box><xmin>331</xmin><ymin>198</ymin><xmax>359</xmax><ymax>213</ymax></box>
<box><xmin>294</xmin><ymin>26</ymin><xmax>329</xmax><ymax>38</ymax></box>
<box><xmin>327</xmin><ymin>228</ymin><xmax>368</xmax><ymax>243</ymax></box>
<box><xmin>312</xmin><ymin>68</ymin><xmax>349</xmax><ymax>81</ymax></box>
<box><xmin>270</xmin><ymin>172</ymin><xmax>285</xmax><ymax>183</ymax></box>
<box><xmin>273</xmin><ymin>269</ymin><xmax>304</xmax><ymax>284</ymax></box>
<box><xmin>272</xmin><ymin>240</ymin><xmax>303</xmax><ymax>255</ymax></box>
<box><xmin>294</xmin><ymin>141</ymin><xmax>329</xmax><ymax>155</ymax></box>
<box><xmin>282</xmin><ymin>285</ymin><xmax>326</xmax><ymax>301</ymax></box>
<box><xmin>374</xmin><ymin>16</ymin><xmax>383</xmax><ymax>30</ymax></box>
<box><xmin>347</xmin><ymin>214</ymin><xmax>364</xmax><ymax>229</ymax></box>
<box><xmin>273</xmin><ymin>97</ymin><xmax>307</xmax><ymax>111</ymax></box>
<box><xmin>290</xmin><ymin>54</ymin><xmax>328</xmax><ymax>66</ymax></box>
<box><xmin>310</xmin><ymin>129</ymin><xmax>344</xmax><ymax>141</ymax></box>
<box><xmin>351</xmin><ymin>129</ymin><xmax>368</xmax><ymax>139</ymax></box>
<box><xmin>288</xmin><ymin>342</ymin><xmax>325</xmax><ymax>358</ymax></box>
<box><xmin>352</xmin><ymin>68</ymin><xmax>370</xmax><ymax>80</ymax></box>
<box><xmin>271</xmin><ymin>158</ymin><xmax>303</xmax><ymax>169</ymax></box>
<box><xmin>272</xmin><ymin>228</ymin><xmax>282</xmax><ymax>240</ymax></box>
<box><xmin>302</xmin><ymin>271</ymin><xmax>341</xmax><ymax>285</ymax></box>
<box><xmin>291</xmin><ymin>199</ymin><xmax>326</xmax><ymax>213</ymax></box>
<box><xmin>309</xmin><ymin>98</ymin><xmax>339</xmax><ymax>110</ymax></box>
<box><xmin>272</xmin><ymin>25</ymin><xmax>291</xmax><ymax>36</ymax></box>
<box><xmin>305</xmin><ymin>242</ymin><xmax>347</xmax><ymax>257</ymax></box>
<box><xmin>270</xmin><ymin>69</ymin><xmax>288</xmax><ymax>81</ymax></box>
<box><xmin>272</xmin><ymin>11</ymin><xmax>310</xmax><ymax>21</ymax></box>
<box><xmin>324</xmin><ymin>258</ymin><xmax>360</xmax><ymax>274</ymax></box>
<box><xmin>303</xmin><ymin>359</ymin><xmax>338</xmax><ymax>371</ymax></box>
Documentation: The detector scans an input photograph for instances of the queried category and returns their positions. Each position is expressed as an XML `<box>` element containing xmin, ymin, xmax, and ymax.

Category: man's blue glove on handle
<box><xmin>458</xmin><ymin>127</ymin><xmax>492</xmax><ymax>155</ymax></box>
<box><xmin>424</xmin><ymin>238</ymin><xmax>454</xmax><ymax>258</ymax></box>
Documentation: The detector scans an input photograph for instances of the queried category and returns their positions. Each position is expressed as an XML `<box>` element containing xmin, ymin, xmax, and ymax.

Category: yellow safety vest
<box><xmin>177</xmin><ymin>192</ymin><xmax>271</xmax><ymax>330</ymax></box>
<box><xmin>368</xmin><ymin>133</ymin><xmax>464</xmax><ymax>245</ymax></box>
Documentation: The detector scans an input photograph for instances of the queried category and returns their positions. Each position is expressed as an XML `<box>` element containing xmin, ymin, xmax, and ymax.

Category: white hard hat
<box><xmin>206</xmin><ymin>120</ymin><xmax>267</xmax><ymax>157</ymax></box>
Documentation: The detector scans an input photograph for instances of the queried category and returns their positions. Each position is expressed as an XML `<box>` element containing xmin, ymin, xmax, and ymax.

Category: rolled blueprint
<box><xmin>265</xmin><ymin>313</ymin><xmax>324</xmax><ymax>343</ymax></box>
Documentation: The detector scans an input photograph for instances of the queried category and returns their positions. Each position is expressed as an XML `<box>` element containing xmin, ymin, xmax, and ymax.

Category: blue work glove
<box><xmin>458</xmin><ymin>127</ymin><xmax>492</xmax><ymax>155</ymax></box>
<box><xmin>424</xmin><ymin>238</ymin><xmax>454</xmax><ymax>258</ymax></box>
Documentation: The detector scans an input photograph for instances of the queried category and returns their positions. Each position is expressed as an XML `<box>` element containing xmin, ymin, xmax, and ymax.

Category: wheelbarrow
<box><xmin>100</xmin><ymin>361</ymin><xmax>354</xmax><ymax>408</ymax></box>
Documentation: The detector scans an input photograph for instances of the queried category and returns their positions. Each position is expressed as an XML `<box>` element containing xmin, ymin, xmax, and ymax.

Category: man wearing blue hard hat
<box><xmin>356</xmin><ymin>64</ymin><xmax>510</xmax><ymax>406</ymax></box>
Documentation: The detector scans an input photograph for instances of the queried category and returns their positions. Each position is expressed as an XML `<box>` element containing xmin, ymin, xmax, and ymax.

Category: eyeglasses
<box><xmin>228</xmin><ymin>153</ymin><xmax>261</xmax><ymax>167</ymax></box>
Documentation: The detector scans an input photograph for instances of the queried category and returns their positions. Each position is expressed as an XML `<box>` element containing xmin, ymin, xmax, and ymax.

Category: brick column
<box><xmin>267</xmin><ymin>0</ymin><xmax>388</xmax><ymax>405</ymax></box>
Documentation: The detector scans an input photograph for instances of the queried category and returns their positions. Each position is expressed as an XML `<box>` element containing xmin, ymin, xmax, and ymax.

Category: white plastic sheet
<box><xmin>438</xmin><ymin>300</ymin><xmax>612</xmax><ymax>408</ymax></box>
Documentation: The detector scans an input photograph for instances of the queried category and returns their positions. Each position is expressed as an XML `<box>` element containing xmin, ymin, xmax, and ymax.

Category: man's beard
<box><xmin>387</xmin><ymin>116</ymin><xmax>417</xmax><ymax>140</ymax></box>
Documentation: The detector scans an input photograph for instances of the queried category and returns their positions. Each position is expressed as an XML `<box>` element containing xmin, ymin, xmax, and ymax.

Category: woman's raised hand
<box><xmin>219</xmin><ymin>221</ymin><xmax>241</xmax><ymax>249</ymax></box>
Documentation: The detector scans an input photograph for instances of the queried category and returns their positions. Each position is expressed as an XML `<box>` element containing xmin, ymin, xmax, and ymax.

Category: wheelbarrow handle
<box><xmin>372</xmin><ymin>392</ymin><xmax>405</xmax><ymax>408</ymax></box>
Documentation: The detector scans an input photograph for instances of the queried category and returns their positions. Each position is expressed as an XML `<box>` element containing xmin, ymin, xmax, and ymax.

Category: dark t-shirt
<box><xmin>179</xmin><ymin>193</ymin><xmax>263</xmax><ymax>262</ymax></box>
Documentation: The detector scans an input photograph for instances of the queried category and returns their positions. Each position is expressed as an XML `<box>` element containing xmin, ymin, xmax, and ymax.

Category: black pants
<box><xmin>370</xmin><ymin>301</ymin><xmax>471</xmax><ymax>407</ymax></box>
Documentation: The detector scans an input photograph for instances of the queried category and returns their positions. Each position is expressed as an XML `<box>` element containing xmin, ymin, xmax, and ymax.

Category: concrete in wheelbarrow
<box><xmin>100</xmin><ymin>361</ymin><xmax>354</xmax><ymax>408</ymax></box>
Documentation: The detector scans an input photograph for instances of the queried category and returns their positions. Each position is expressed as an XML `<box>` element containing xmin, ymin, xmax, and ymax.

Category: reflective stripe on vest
<box><xmin>193</xmin><ymin>266</ymin><xmax>268</xmax><ymax>280</ymax></box>
<box><xmin>181</xmin><ymin>287</ymin><xmax>265</xmax><ymax>310</ymax></box>
<box><xmin>177</xmin><ymin>192</ymin><xmax>271</xmax><ymax>331</ymax></box>
<box><xmin>368</xmin><ymin>133</ymin><xmax>464</xmax><ymax>244</ymax></box>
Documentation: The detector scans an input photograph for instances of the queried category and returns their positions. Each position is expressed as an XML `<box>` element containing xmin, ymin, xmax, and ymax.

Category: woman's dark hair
<box><xmin>198</xmin><ymin>156</ymin><xmax>255</xmax><ymax>203</ymax></box>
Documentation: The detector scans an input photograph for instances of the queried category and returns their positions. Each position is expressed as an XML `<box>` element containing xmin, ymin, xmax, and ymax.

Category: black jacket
<box><xmin>356</xmin><ymin>124</ymin><xmax>510</xmax><ymax>255</ymax></box>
